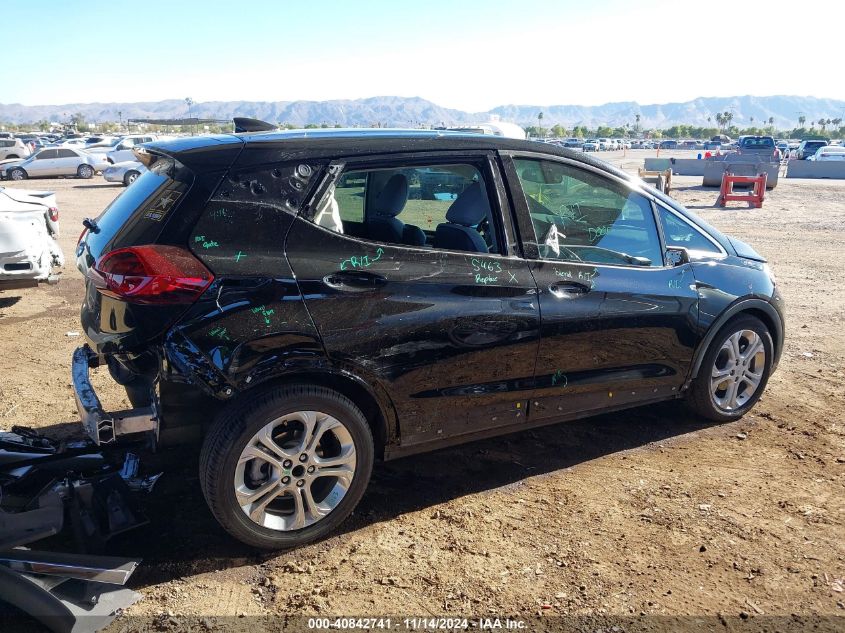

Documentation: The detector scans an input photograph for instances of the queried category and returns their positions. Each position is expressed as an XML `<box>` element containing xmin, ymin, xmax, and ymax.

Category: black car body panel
<box><xmin>75</xmin><ymin>129</ymin><xmax>785</xmax><ymax>455</ymax></box>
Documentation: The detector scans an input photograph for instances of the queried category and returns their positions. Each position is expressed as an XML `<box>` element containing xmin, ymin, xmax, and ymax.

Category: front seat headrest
<box><xmin>445</xmin><ymin>182</ymin><xmax>488</xmax><ymax>227</ymax></box>
<box><xmin>372</xmin><ymin>174</ymin><xmax>409</xmax><ymax>217</ymax></box>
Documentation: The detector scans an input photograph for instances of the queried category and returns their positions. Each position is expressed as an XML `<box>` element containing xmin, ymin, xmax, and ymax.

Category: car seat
<box><xmin>433</xmin><ymin>182</ymin><xmax>490</xmax><ymax>253</ymax></box>
<box><xmin>366</xmin><ymin>174</ymin><xmax>426</xmax><ymax>246</ymax></box>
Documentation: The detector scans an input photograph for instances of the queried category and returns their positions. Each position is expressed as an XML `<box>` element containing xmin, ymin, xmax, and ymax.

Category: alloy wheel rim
<box><xmin>233</xmin><ymin>410</ymin><xmax>356</xmax><ymax>531</ymax></box>
<box><xmin>710</xmin><ymin>329</ymin><xmax>765</xmax><ymax>411</ymax></box>
<box><xmin>11</xmin><ymin>170</ymin><xmax>23</xmax><ymax>180</ymax></box>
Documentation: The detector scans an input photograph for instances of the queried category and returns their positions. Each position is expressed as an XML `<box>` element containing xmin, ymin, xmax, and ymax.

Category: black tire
<box><xmin>7</xmin><ymin>154</ymin><xmax>18</xmax><ymax>159</ymax></box>
<box><xmin>199</xmin><ymin>384</ymin><xmax>374</xmax><ymax>550</ymax></box>
<box><xmin>9</xmin><ymin>168</ymin><xmax>27</xmax><ymax>181</ymax></box>
<box><xmin>686</xmin><ymin>315</ymin><xmax>773</xmax><ymax>422</ymax></box>
<box><xmin>123</xmin><ymin>170</ymin><xmax>139</xmax><ymax>187</ymax></box>
<box><xmin>77</xmin><ymin>164</ymin><xmax>94</xmax><ymax>179</ymax></box>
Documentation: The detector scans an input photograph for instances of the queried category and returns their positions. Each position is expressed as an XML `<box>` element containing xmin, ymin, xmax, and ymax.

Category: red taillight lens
<box><xmin>93</xmin><ymin>245</ymin><xmax>214</xmax><ymax>305</ymax></box>
<box><xmin>48</xmin><ymin>206</ymin><xmax>59</xmax><ymax>222</ymax></box>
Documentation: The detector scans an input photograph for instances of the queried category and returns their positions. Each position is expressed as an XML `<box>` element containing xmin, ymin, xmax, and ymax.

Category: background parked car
<box><xmin>562</xmin><ymin>138</ymin><xmax>583</xmax><ymax>148</ymax></box>
<box><xmin>102</xmin><ymin>160</ymin><xmax>147</xmax><ymax>186</ymax></box>
<box><xmin>3</xmin><ymin>147</ymin><xmax>109</xmax><ymax>180</ymax></box>
<box><xmin>737</xmin><ymin>135</ymin><xmax>781</xmax><ymax>161</ymax></box>
<box><xmin>659</xmin><ymin>140</ymin><xmax>678</xmax><ymax>149</ymax></box>
<box><xmin>0</xmin><ymin>186</ymin><xmax>63</xmax><ymax>290</ymax></box>
<box><xmin>106</xmin><ymin>135</ymin><xmax>162</xmax><ymax>163</ymax></box>
<box><xmin>582</xmin><ymin>139</ymin><xmax>600</xmax><ymax>151</ymax></box>
<box><xmin>795</xmin><ymin>139</ymin><xmax>829</xmax><ymax>160</ymax></box>
<box><xmin>0</xmin><ymin>138</ymin><xmax>33</xmax><ymax>160</ymax></box>
<box><xmin>808</xmin><ymin>146</ymin><xmax>845</xmax><ymax>161</ymax></box>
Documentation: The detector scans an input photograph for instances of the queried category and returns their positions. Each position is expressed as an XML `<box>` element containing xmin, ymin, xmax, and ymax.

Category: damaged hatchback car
<box><xmin>74</xmin><ymin>129</ymin><xmax>784</xmax><ymax>549</ymax></box>
<box><xmin>0</xmin><ymin>186</ymin><xmax>63</xmax><ymax>291</ymax></box>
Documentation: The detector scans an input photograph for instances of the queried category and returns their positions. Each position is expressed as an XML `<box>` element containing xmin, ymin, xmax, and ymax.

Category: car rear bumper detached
<box><xmin>72</xmin><ymin>345</ymin><xmax>159</xmax><ymax>445</ymax></box>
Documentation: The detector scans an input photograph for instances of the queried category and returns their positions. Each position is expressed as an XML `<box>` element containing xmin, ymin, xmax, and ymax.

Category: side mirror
<box><xmin>666</xmin><ymin>246</ymin><xmax>690</xmax><ymax>267</ymax></box>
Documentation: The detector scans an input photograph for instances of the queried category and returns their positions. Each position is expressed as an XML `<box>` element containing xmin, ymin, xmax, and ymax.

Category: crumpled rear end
<box><xmin>0</xmin><ymin>209</ymin><xmax>64</xmax><ymax>285</ymax></box>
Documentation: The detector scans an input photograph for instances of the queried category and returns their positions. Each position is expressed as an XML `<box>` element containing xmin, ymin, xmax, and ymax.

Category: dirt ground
<box><xmin>1</xmin><ymin>150</ymin><xmax>843</xmax><ymax>631</ymax></box>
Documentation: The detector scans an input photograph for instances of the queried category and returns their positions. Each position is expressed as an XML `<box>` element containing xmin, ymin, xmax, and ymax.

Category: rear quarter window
<box><xmin>189</xmin><ymin>161</ymin><xmax>324</xmax><ymax>275</ymax></box>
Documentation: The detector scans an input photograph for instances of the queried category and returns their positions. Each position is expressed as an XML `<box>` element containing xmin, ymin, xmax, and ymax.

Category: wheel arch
<box><xmin>687</xmin><ymin>298</ymin><xmax>784</xmax><ymax>386</ymax></box>
<box><xmin>243</xmin><ymin>369</ymin><xmax>396</xmax><ymax>460</ymax></box>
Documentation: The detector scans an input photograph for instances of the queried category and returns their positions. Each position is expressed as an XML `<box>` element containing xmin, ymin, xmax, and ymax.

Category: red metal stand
<box><xmin>716</xmin><ymin>172</ymin><xmax>767</xmax><ymax>208</ymax></box>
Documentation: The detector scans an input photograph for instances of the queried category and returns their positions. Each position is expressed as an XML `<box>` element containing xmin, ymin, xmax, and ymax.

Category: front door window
<box><xmin>513</xmin><ymin>158</ymin><xmax>663</xmax><ymax>267</ymax></box>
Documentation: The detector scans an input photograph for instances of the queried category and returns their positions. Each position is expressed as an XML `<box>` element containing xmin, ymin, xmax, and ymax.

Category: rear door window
<box><xmin>316</xmin><ymin>162</ymin><xmax>502</xmax><ymax>255</ymax></box>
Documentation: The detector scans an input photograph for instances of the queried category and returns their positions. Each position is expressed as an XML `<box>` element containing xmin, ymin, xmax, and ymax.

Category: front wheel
<box><xmin>686</xmin><ymin>315</ymin><xmax>773</xmax><ymax>422</ymax></box>
<box><xmin>200</xmin><ymin>384</ymin><xmax>374</xmax><ymax>549</ymax></box>
<box><xmin>77</xmin><ymin>164</ymin><xmax>94</xmax><ymax>179</ymax></box>
<box><xmin>9</xmin><ymin>168</ymin><xmax>27</xmax><ymax>180</ymax></box>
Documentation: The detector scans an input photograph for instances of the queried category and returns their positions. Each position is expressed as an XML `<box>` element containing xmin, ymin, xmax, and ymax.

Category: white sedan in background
<box><xmin>3</xmin><ymin>147</ymin><xmax>110</xmax><ymax>180</ymax></box>
<box><xmin>809</xmin><ymin>146</ymin><xmax>845</xmax><ymax>161</ymax></box>
<box><xmin>103</xmin><ymin>160</ymin><xmax>147</xmax><ymax>186</ymax></box>
<box><xmin>0</xmin><ymin>186</ymin><xmax>64</xmax><ymax>290</ymax></box>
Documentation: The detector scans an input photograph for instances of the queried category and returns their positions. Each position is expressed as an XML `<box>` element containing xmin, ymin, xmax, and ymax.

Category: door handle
<box><xmin>548</xmin><ymin>282</ymin><xmax>591</xmax><ymax>298</ymax></box>
<box><xmin>324</xmin><ymin>270</ymin><xmax>387</xmax><ymax>291</ymax></box>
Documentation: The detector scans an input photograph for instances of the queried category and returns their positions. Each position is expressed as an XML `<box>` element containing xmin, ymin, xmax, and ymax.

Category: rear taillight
<box><xmin>48</xmin><ymin>206</ymin><xmax>59</xmax><ymax>222</ymax></box>
<box><xmin>92</xmin><ymin>245</ymin><xmax>214</xmax><ymax>305</ymax></box>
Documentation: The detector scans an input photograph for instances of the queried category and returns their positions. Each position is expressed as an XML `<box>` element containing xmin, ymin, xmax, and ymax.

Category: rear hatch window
<box><xmin>80</xmin><ymin>157</ymin><xmax>194</xmax><ymax>264</ymax></box>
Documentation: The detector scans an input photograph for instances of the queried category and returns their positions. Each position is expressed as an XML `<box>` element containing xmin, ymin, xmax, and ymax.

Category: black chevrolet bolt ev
<box><xmin>74</xmin><ymin>129</ymin><xmax>784</xmax><ymax>549</ymax></box>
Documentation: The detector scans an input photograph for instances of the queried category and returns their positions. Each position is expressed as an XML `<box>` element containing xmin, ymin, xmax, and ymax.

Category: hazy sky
<box><xmin>4</xmin><ymin>0</ymin><xmax>842</xmax><ymax>111</ymax></box>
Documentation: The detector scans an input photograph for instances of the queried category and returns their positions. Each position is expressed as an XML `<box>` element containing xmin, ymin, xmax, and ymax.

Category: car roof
<box><xmin>146</xmin><ymin>128</ymin><xmax>638</xmax><ymax>181</ymax></box>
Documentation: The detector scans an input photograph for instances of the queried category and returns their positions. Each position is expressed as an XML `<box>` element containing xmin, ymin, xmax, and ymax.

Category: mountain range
<box><xmin>1</xmin><ymin>95</ymin><xmax>843</xmax><ymax>130</ymax></box>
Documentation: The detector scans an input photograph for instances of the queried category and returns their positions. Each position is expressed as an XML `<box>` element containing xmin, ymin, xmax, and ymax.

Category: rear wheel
<box><xmin>123</xmin><ymin>170</ymin><xmax>140</xmax><ymax>186</ymax></box>
<box><xmin>9</xmin><ymin>168</ymin><xmax>27</xmax><ymax>181</ymax></box>
<box><xmin>686</xmin><ymin>315</ymin><xmax>773</xmax><ymax>422</ymax></box>
<box><xmin>200</xmin><ymin>384</ymin><xmax>374</xmax><ymax>549</ymax></box>
<box><xmin>7</xmin><ymin>154</ymin><xmax>18</xmax><ymax>159</ymax></box>
<box><xmin>77</xmin><ymin>164</ymin><xmax>94</xmax><ymax>179</ymax></box>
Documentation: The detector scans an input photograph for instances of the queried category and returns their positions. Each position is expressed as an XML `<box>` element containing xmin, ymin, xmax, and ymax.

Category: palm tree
<box><xmin>724</xmin><ymin>111</ymin><xmax>733</xmax><ymax>130</ymax></box>
<box><xmin>820</xmin><ymin>119</ymin><xmax>827</xmax><ymax>132</ymax></box>
<box><xmin>798</xmin><ymin>115</ymin><xmax>806</xmax><ymax>128</ymax></box>
<box><xmin>715</xmin><ymin>113</ymin><xmax>724</xmax><ymax>131</ymax></box>
<box><xmin>537</xmin><ymin>112</ymin><xmax>544</xmax><ymax>138</ymax></box>
<box><xmin>635</xmin><ymin>113</ymin><xmax>641</xmax><ymax>132</ymax></box>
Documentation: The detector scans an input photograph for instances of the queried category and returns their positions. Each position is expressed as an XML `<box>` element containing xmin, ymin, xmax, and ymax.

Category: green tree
<box><xmin>550</xmin><ymin>124</ymin><xmax>566</xmax><ymax>137</ymax></box>
<box><xmin>70</xmin><ymin>112</ymin><xmax>87</xmax><ymax>131</ymax></box>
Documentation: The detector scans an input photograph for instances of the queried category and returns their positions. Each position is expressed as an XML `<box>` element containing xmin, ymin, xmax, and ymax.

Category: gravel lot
<box><xmin>1</xmin><ymin>150</ymin><xmax>843</xmax><ymax>631</ymax></box>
